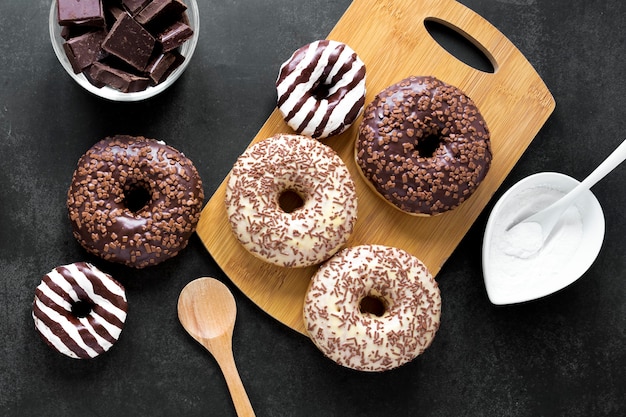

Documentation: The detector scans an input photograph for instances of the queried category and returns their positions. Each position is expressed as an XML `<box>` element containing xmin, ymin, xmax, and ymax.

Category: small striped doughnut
<box><xmin>32</xmin><ymin>262</ymin><xmax>128</xmax><ymax>359</ymax></box>
<box><xmin>276</xmin><ymin>39</ymin><xmax>366</xmax><ymax>139</ymax></box>
<box><xmin>225</xmin><ymin>134</ymin><xmax>358</xmax><ymax>268</ymax></box>
<box><xmin>303</xmin><ymin>245</ymin><xmax>441</xmax><ymax>372</ymax></box>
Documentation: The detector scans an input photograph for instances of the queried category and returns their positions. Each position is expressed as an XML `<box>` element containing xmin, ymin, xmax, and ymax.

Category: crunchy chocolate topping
<box><xmin>225</xmin><ymin>134</ymin><xmax>358</xmax><ymax>268</ymax></box>
<box><xmin>276</xmin><ymin>40</ymin><xmax>366</xmax><ymax>139</ymax></box>
<box><xmin>32</xmin><ymin>262</ymin><xmax>128</xmax><ymax>359</ymax></box>
<box><xmin>67</xmin><ymin>135</ymin><xmax>204</xmax><ymax>268</ymax></box>
<box><xmin>356</xmin><ymin>76</ymin><xmax>492</xmax><ymax>215</ymax></box>
<box><xmin>303</xmin><ymin>245</ymin><xmax>441</xmax><ymax>372</ymax></box>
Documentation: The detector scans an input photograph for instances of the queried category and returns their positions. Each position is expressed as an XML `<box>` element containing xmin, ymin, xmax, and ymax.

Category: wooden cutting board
<box><xmin>196</xmin><ymin>0</ymin><xmax>555</xmax><ymax>335</ymax></box>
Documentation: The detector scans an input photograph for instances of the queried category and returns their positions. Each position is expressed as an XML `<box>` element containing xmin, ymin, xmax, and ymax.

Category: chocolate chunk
<box><xmin>58</xmin><ymin>0</ymin><xmax>194</xmax><ymax>93</ymax></box>
<box><xmin>86</xmin><ymin>61</ymin><xmax>151</xmax><ymax>92</ymax></box>
<box><xmin>105</xmin><ymin>4</ymin><xmax>127</xmax><ymax>25</ymax></box>
<box><xmin>63</xmin><ymin>30</ymin><xmax>108</xmax><ymax>73</ymax></box>
<box><xmin>57</xmin><ymin>0</ymin><xmax>105</xmax><ymax>27</ymax></box>
<box><xmin>157</xmin><ymin>20</ymin><xmax>193</xmax><ymax>52</ymax></box>
<box><xmin>122</xmin><ymin>0</ymin><xmax>151</xmax><ymax>15</ymax></box>
<box><xmin>60</xmin><ymin>24</ymin><xmax>93</xmax><ymax>40</ymax></box>
<box><xmin>102</xmin><ymin>13</ymin><xmax>155</xmax><ymax>71</ymax></box>
<box><xmin>135</xmin><ymin>0</ymin><xmax>187</xmax><ymax>26</ymax></box>
<box><xmin>145</xmin><ymin>50</ymin><xmax>184</xmax><ymax>84</ymax></box>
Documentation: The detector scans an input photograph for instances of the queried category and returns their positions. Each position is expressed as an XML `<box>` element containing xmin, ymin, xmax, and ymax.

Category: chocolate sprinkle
<box><xmin>303</xmin><ymin>245</ymin><xmax>442</xmax><ymax>372</ymax></box>
<box><xmin>67</xmin><ymin>135</ymin><xmax>204</xmax><ymax>269</ymax></box>
<box><xmin>355</xmin><ymin>75</ymin><xmax>492</xmax><ymax>215</ymax></box>
<box><xmin>225</xmin><ymin>134</ymin><xmax>358</xmax><ymax>268</ymax></box>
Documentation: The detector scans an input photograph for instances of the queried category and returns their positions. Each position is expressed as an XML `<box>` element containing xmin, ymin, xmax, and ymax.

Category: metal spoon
<box><xmin>510</xmin><ymin>138</ymin><xmax>626</xmax><ymax>250</ymax></box>
<box><xmin>178</xmin><ymin>277</ymin><xmax>255</xmax><ymax>417</ymax></box>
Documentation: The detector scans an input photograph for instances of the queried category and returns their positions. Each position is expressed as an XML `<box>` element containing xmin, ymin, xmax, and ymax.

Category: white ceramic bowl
<box><xmin>482</xmin><ymin>172</ymin><xmax>605</xmax><ymax>305</ymax></box>
<box><xmin>49</xmin><ymin>0</ymin><xmax>199</xmax><ymax>101</ymax></box>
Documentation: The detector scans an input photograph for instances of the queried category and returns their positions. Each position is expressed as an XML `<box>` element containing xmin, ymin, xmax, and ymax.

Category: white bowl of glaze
<box><xmin>482</xmin><ymin>172</ymin><xmax>605</xmax><ymax>305</ymax></box>
<box><xmin>49</xmin><ymin>0</ymin><xmax>199</xmax><ymax>101</ymax></box>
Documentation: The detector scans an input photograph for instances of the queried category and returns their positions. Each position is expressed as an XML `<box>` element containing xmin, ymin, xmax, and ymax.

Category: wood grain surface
<box><xmin>196</xmin><ymin>0</ymin><xmax>556</xmax><ymax>335</ymax></box>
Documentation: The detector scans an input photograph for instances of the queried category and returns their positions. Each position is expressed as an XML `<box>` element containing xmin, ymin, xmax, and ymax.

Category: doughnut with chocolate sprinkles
<box><xmin>356</xmin><ymin>75</ymin><xmax>492</xmax><ymax>216</ymax></box>
<box><xmin>225</xmin><ymin>134</ymin><xmax>358</xmax><ymax>268</ymax></box>
<box><xmin>32</xmin><ymin>262</ymin><xmax>128</xmax><ymax>359</ymax></box>
<box><xmin>67</xmin><ymin>135</ymin><xmax>204</xmax><ymax>268</ymax></box>
<box><xmin>276</xmin><ymin>39</ymin><xmax>366</xmax><ymax>139</ymax></box>
<box><xmin>303</xmin><ymin>245</ymin><xmax>441</xmax><ymax>372</ymax></box>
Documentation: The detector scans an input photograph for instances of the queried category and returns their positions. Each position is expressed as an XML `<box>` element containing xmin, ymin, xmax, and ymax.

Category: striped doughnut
<box><xmin>276</xmin><ymin>39</ymin><xmax>366</xmax><ymax>139</ymax></box>
<box><xmin>32</xmin><ymin>262</ymin><xmax>128</xmax><ymax>359</ymax></box>
<box><xmin>303</xmin><ymin>245</ymin><xmax>441</xmax><ymax>372</ymax></box>
<box><xmin>225</xmin><ymin>134</ymin><xmax>358</xmax><ymax>268</ymax></box>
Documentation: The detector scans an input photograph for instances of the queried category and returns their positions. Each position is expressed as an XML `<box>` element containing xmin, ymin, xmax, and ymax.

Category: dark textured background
<box><xmin>1</xmin><ymin>0</ymin><xmax>625</xmax><ymax>416</ymax></box>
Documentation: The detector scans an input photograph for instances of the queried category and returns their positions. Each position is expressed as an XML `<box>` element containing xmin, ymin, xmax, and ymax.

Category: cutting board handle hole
<box><xmin>424</xmin><ymin>18</ymin><xmax>495</xmax><ymax>73</ymax></box>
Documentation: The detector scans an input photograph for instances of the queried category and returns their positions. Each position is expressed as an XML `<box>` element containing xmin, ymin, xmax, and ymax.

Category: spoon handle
<box><xmin>559</xmin><ymin>137</ymin><xmax>626</xmax><ymax>208</ymax></box>
<box><xmin>524</xmin><ymin>137</ymin><xmax>626</xmax><ymax>233</ymax></box>
<box><xmin>212</xmin><ymin>340</ymin><xmax>256</xmax><ymax>417</ymax></box>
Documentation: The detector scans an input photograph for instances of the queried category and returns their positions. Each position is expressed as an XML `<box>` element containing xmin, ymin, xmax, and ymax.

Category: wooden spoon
<box><xmin>178</xmin><ymin>277</ymin><xmax>255</xmax><ymax>417</ymax></box>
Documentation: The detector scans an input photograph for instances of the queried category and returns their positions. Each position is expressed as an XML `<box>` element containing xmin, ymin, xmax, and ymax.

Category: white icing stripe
<box><xmin>48</xmin><ymin>265</ymin><xmax>126</xmax><ymax>321</ymax></box>
<box><xmin>91</xmin><ymin>311</ymin><xmax>123</xmax><ymax>340</ymax></box>
<box><xmin>87</xmin><ymin>263</ymin><xmax>127</xmax><ymax>299</ymax></box>
<box><xmin>34</xmin><ymin>298</ymin><xmax>100</xmax><ymax>358</ymax></box>
<box><xmin>78</xmin><ymin>314</ymin><xmax>116</xmax><ymax>351</ymax></box>
<box><xmin>276</xmin><ymin>42</ymin><xmax>322</xmax><ymax>99</ymax></box>
<box><xmin>37</xmin><ymin>281</ymin><xmax>72</xmax><ymax>312</ymax></box>
<box><xmin>32</xmin><ymin>311</ymin><xmax>80</xmax><ymax>359</ymax></box>
<box><xmin>324</xmin><ymin>45</ymin><xmax>354</xmax><ymax>85</ymax></box>
<box><xmin>47</xmin><ymin>269</ymin><xmax>80</xmax><ymax>303</ymax></box>
<box><xmin>71</xmin><ymin>267</ymin><xmax>127</xmax><ymax>321</ymax></box>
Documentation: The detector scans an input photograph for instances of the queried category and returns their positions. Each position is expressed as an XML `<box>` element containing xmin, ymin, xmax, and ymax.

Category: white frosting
<box><xmin>303</xmin><ymin>245</ymin><xmax>441</xmax><ymax>372</ymax></box>
<box><xmin>225</xmin><ymin>134</ymin><xmax>358</xmax><ymax>268</ymax></box>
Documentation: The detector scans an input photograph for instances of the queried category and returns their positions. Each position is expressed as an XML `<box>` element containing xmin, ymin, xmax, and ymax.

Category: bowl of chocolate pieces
<box><xmin>49</xmin><ymin>0</ymin><xmax>199</xmax><ymax>101</ymax></box>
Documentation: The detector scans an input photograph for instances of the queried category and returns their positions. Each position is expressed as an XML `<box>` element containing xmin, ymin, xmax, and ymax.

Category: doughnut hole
<box><xmin>311</xmin><ymin>80</ymin><xmax>332</xmax><ymax>100</ymax></box>
<box><xmin>278</xmin><ymin>189</ymin><xmax>305</xmax><ymax>213</ymax></box>
<box><xmin>71</xmin><ymin>299</ymin><xmax>95</xmax><ymax>318</ymax></box>
<box><xmin>416</xmin><ymin>134</ymin><xmax>443</xmax><ymax>158</ymax></box>
<box><xmin>123</xmin><ymin>180</ymin><xmax>152</xmax><ymax>213</ymax></box>
<box><xmin>359</xmin><ymin>294</ymin><xmax>387</xmax><ymax>317</ymax></box>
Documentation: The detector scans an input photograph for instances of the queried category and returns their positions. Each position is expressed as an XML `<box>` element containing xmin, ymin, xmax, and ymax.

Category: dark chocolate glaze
<box><xmin>67</xmin><ymin>135</ymin><xmax>204</xmax><ymax>268</ymax></box>
<box><xmin>356</xmin><ymin>76</ymin><xmax>492</xmax><ymax>216</ymax></box>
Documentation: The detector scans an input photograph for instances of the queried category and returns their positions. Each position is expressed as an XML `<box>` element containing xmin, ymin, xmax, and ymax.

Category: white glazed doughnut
<box><xmin>225</xmin><ymin>134</ymin><xmax>358</xmax><ymax>268</ymax></box>
<box><xmin>32</xmin><ymin>262</ymin><xmax>128</xmax><ymax>359</ymax></box>
<box><xmin>303</xmin><ymin>245</ymin><xmax>441</xmax><ymax>372</ymax></box>
<box><xmin>276</xmin><ymin>39</ymin><xmax>366</xmax><ymax>139</ymax></box>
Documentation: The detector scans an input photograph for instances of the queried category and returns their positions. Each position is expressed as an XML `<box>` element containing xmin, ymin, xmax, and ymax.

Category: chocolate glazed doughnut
<box><xmin>67</xmin><ymin>135</ymin><xmax>204</xmax><ymax>268</ymax></box>
<box><xmin>356</xmin><ymin>76</ymin><xmax>492</xmax><ymax>216</ymax></box>
<box><xmin>276</xmin><ymin>39</ymin><xmax>366</xmax><ymax>139</ymax></box>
